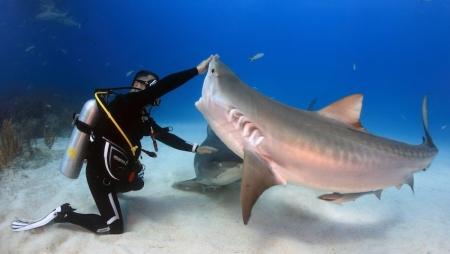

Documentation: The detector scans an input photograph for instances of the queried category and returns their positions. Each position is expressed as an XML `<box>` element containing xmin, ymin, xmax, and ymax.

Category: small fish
<box><xmin>318</xmin><ymin>190</ymin><xmax>383</xmax><ymax>206</ymax></box>
<box><xmin>249</xmin><ymin>53</ymin><xmax>264</xmax><ymax>62</ymax></box>
<box><xmin>78</xmin><ymin>59</ymin><xmax>82</xmax><ymax>62</ymax></box>
<box><xmin>126</xmin><ymin>70</ymin><xmax>134</xmax><ymax>77</ymax></box>
<box><xmin>353</xmin><ymin>62</ymin><xmax>356</xmax><ymax>71</ymax></box>
<box><xmin>59</xmin><ymin>48</ymin><xmax>67</xmax><ymax>54</ymax></box>
<box><xmin>36</xmin><ymin>10</ymin><xmax>67</xmax><ymax>21</ymax></box>
<box><xmin>46</xmin><ymin>105</ymin><xmax>52</xmax><ymax>108</ymax></box>
<box><xmin>27</xmin><ymin>85</ymin><xmax>31</xmax><ymax>90</ymax></box>
<box><xmin>42</xmin><ymin>61</ymin><xmax>47</xmax><ymax>66</ymax></box>
<box><xmin>442</xmin><ymin>125</ymin><xmax>447</xmax><ymax>130</ymax></box>
<box><xmin>105</xmin><ymin>62</ymin><xmax>111</xmax><ymax>66</ymax></box>
<box><xmin>25</xmin><ymin>45</ymin><xmax>35</xmax><ymax>52</ymax></box>
<box><xmin>50</xmin><ymin>35</ymin><xmax>56</xmax><ymax>40</ymax></box>
<box><xmin>399</xmin><ymin>114</ymin><xmax>406</xmax><ymax>120</ymax></box>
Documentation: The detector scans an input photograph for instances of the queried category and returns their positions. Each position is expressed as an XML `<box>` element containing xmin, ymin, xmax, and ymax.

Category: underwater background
<box><xmin>1</xmin><ymin>2</ymin><xmax>450</xmax><ymax>252</ymax></box>
<box><xmin>0</xmin><ymin>0</ymin><xmax>449</xmax><ymax>147</ymax></box>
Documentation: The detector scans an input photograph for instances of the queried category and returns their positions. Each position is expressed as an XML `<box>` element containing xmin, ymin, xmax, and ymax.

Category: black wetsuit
<box><xmin>58</xmin><ymin>67</ymin><xmax>200</xmax><ymax>234</ymax></box>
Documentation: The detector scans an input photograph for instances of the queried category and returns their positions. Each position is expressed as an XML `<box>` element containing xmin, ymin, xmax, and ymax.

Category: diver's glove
<box><xmin>133</xmin><ymin>161</ymin><xmax>145</xmax><ymax>179</ymax></box>
<box><xmin>137</xmin><ymin>165</ymin><xmax>145</xmax><ymax>179</ymax></box>
<box><xmin>196</xmin><ymin>146</ymin><xmax>218</xmax><ymax>154</ymax></box>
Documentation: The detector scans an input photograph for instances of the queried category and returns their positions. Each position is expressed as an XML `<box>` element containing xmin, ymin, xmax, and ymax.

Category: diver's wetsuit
<box><xmin>143</xmin><ymin>111</ymin><xmax>197</xmax><ymax>152</ymax></box>
<box><xmin>57</xmin><ymin>67</ymin><xmax>200</xmax><ymax>234</ymax></box>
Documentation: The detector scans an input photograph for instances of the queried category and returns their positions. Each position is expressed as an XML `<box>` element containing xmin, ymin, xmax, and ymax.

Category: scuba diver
<box><xmin>12</xmin><ymin>55</ymin><xmax>217</xmax><ymax>234</ymax></box>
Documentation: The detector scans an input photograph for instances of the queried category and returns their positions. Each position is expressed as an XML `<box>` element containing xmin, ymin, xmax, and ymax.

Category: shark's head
<box><xmin>203</xmin><ymin>54</ymin><xmax>219</xmax><ymax>94</ymax></box>
<box><xmin>195</xmin><ymin>159</ymin><xmax>243</xmax><ymax>185</ymax></box>
<box><xmin>195</xmin><ymin>55</ymin><xmax>246</xmax><ymax>157</ymax></box>
<box><xmin>195</xmin><ymin>55</ymin><xmax>224</xmax><ymax>124</ymax></box>
<box><xmin>194</xmin><ymin>124</ymin><xmax>243</xmax><ymax>185</ymax></box>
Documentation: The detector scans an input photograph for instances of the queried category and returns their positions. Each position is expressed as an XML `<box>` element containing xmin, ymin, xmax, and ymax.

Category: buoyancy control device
<box><xmin>59</xmin><ymin>87</ymin><xmax>139</xmax><ymax>179</ymax></box>
<box><xmin>60</xmin><ymin>99</ymin><xmax>99</xmax><ymax>179</ymax></box>
<box><xmin>59</xmin><ymin>87</ymin><xmax>165</xmax><ymax>179</ymax></box>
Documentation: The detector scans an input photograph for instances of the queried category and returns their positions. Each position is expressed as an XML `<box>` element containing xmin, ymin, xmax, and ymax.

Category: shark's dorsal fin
<box><xmin>318</xmin><ymin>94</ymin><xmax>368</xmax><ymax>133</ymax></box>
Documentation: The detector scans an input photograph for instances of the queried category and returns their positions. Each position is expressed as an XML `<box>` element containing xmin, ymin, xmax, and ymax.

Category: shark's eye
<box><xmin>211</xmin><ymin>69</ymin><xmax>215</xmax><ymax>73</ymax></box>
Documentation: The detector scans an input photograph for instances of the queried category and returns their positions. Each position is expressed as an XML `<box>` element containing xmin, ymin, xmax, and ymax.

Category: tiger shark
<box><xmin>172</xmin><ymin>125</ymin><xmax>243</xmax><ymax>192</ymax></box>
<box><xmin>58</xmin><ymin>17</ymin><xmax>89</xmax><ymax>29</ymax></box>
<box><xmin>195</xmin><ymin>55</ymin><xmax>439</xmax><ymax>225</ymax></box>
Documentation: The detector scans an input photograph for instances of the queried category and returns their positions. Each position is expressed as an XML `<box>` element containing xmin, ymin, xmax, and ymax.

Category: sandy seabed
<box><xmin>1</xmin><ymin>122</ymin><xmax>449</xmax><ymax>254</ymax></box>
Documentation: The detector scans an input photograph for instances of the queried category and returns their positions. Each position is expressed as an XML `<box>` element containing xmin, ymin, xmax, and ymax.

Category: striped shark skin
<box><xmin>195</xmin><ymin>55</ymin><xmax>439</xmax><ymax>225</ymax></box>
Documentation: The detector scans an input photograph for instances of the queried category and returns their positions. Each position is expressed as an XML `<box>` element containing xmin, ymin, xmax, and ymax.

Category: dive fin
<box><xmin>11</xmin><ymin>204</ymin><xmax>75</xmax><ymax>231</ymax></box>
<box><xmin>241</xmin><ymin>148</ymin><xmax>286</xmax><ymax>225</ymax></box>
<box><xmin>12</xmin><ymin>209</ymin><xmax>58</xmax><ymax>231</ymax></box>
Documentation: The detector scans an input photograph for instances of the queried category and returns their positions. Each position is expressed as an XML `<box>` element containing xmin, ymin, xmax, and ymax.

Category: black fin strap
<box><xmin>75</xmin><ymin>118</ymin><xmax>92</xmax><ymax>134</ymax></box>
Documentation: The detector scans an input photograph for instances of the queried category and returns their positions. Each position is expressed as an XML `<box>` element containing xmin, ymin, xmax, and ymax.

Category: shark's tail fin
<box><xmin>79</xmin><ymin>18</ymin><xmax>89</xmax><ymax>29</ymax></box>
<box><xmin>422</xmin><ymin>94</ymin><xmax>436</xmax><ymax>148</ymax></box>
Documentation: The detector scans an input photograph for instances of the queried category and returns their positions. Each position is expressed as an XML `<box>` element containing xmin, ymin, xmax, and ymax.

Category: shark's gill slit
<box><xmin>228</xmin><ymin>108</ymin><xmax>242</xmax><ymax>122</ymax></box>
<box><xmin>237</xmin><ymin>116</ymin><xmax>250</xmax><ymax>130</ymax></box>
<box><xmin>247</xmin><ymin>129</ymin><xmax>264</xmax><ymax>147</ymax></box>
<box><xmin>228</xmin><ymin>109</ymin><xmax>237</xmax><ymax>121</ymax></box>
<box><xmin>243</xmin><ymin>123</ymin><xmax>252</xmax><ymax>136</ymax></box>
<box><xmin>254</xmin><ymin>135</ymin><xmax>264</xmax><ymax>147</ymax></box>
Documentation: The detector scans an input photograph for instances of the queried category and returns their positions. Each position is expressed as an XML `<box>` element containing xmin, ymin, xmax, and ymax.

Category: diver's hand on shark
<box><xmin>196</xmin><ymin>55</ymin><xmax>215</xmax><ymax>74</ymax></box>
<box><xmin>196</xmin><ymin>146</ymin><xmax>218</xmax><ymax>154</ymax></box>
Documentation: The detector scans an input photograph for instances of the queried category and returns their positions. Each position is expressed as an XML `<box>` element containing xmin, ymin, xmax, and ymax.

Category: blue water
<box><xmin>1</xmin><ymin>0</ymin><xmax>449</xmax><ymax>147</ymax></box>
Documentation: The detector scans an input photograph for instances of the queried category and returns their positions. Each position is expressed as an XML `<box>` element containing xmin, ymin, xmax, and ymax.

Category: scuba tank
<box><xmin>59</xmin><ymin>86</ymin><xmax>161</xmax><ymax>179</ymax></box>
<box><xmin>60</xmin><ymin>99</ymin><xmax>99</xmax><ymax>179</ymax></box>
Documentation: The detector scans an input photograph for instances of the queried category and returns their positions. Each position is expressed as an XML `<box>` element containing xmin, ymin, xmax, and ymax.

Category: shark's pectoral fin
<box><xmin>171</xmin><ymin>178</ymin><xmax>202</xmax><ymax>191</ymax></box>
<box><xmin>241</xmin><ymin>148</ymin><xmax>286</xmax><ymax>225</ymax></box>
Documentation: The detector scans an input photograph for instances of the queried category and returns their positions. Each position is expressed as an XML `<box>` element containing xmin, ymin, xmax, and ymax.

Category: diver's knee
<box><xmin>134</xmin><ymin>179</ymin><xmax>144</xmax><ymax>190</ymax></box>
<box><xmin>116</xmin><ymin>178</ymin><xmax>144</xmax><ymax>193</ymax></box>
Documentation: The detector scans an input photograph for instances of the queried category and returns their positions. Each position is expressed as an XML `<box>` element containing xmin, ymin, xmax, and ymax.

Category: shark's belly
<box><xmin>261</xmin><ymin>131</ymin><xmax>435</xmax><ymax>192</ymax></box>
